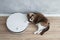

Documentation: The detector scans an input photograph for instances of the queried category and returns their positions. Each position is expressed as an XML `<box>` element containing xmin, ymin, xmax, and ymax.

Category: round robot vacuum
<box><xmin>6</xmin><ymin>13</ymin><xmax>29</xmax><ymax>32</ymax></box>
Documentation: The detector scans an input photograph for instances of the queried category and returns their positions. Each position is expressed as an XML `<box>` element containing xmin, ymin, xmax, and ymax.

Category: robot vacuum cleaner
<box><xmin>6</xmin><ymin>13</ymin><xmax>29</xmax><ymax>32</ymax></box>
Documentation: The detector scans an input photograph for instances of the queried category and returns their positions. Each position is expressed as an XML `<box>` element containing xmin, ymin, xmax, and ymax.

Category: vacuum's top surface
<box><xmin>6</xmin><ymin>13</ymin><xmax>29</xmax><ymax>32</ymax></box>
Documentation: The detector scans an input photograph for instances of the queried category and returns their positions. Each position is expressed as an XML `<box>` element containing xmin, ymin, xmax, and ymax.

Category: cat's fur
<box><xmin>27</xmin><ymin>12</ymin><xmax>50</xmax><ymax>35</ymax></box>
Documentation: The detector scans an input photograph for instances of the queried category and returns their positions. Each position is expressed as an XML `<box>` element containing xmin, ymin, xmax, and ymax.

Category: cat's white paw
<box><xmin>34</xmin><ymin>31</ymin><xmax>42</xmax><ymax>34</ymax></box>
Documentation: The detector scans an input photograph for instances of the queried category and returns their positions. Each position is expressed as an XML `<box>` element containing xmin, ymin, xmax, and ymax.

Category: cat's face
<box><xmin>27</xmin><ymin>13</ymin><xmax>38</xmax><ymax>23</ymax></box>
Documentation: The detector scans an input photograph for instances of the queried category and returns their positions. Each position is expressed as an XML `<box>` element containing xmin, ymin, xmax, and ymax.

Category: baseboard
<box><xmin>0</xmin><ymin>13</ymin><xmax>60</xmax><ymax>17</ymax></box>
<box><xmin>44</xmin><ymin>14</ymin><xmax>60</xmax><ymax>17</ymax></box>
<box><xmin>0</xmin><ymin>14</ymin><xmax>11</xmax><ymax>16</ymax></box>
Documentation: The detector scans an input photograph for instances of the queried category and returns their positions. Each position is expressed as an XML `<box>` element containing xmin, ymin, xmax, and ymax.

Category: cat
<box><xmin>27</xmin><ymin>12</ymin><xmax>50</xmax><ymax>35</ymax></box>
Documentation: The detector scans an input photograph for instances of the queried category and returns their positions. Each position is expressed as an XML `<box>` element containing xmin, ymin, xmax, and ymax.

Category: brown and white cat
<box><xmin>27</xmin><ymin>12</ymin><xmax>50</xmax><ymax>35</ymax></box>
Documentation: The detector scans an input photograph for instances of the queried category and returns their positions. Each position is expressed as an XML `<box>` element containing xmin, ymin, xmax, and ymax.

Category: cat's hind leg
<box><xmin>34</xmin><ymin>23</ymin><xmax>46</xmax><ymax>34</ymax></box>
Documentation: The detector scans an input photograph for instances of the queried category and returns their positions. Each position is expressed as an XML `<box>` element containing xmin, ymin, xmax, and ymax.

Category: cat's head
<box><xmin>27</xmin><ymin>12</ymin><xmax>44</xmax><ymax>23</ymax></box>
<box><xmin>27</xmin><ymin>12</ymin><xmax>36</xmax><ymax>22</ymax></box>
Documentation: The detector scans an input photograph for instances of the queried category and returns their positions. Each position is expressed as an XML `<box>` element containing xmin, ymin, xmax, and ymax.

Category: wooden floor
<box><xmin>0</xmin><ymin>16</ymin><xmax>60</xmax><ymax>40</ymax></box>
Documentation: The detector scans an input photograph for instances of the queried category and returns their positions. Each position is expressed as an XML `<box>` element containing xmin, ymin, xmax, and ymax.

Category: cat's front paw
<box><xmin>34</xmin><ymin>31</ymin><xmax>42</xmax><ymax>34</ymax></box>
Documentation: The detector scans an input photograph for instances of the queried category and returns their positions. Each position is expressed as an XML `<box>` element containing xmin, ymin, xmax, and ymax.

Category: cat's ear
<box><xmin>27</xmin><ymin>13</ymin><xmax>30</xmax><ymax>21</ymax></box>
<box><xmin>27</xmin><ymin>13</ymin><xmax>29</xmax><ymax>17</ymax></box>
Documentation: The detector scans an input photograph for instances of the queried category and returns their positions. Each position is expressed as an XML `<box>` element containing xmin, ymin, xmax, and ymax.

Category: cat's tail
<box><xmin>40</xmin><ymin>23</ymin><xmax>50</xmax><ymax>35</ymax></box>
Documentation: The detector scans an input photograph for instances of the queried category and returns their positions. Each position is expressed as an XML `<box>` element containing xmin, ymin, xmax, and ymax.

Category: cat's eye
<box><xmin>32</xmin><ymin>14</ymin><xmax>34</xmax><ymax>16</ymax></box>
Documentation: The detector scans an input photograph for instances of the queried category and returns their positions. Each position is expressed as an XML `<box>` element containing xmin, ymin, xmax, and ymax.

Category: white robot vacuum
<box><xmin>6</xmin><ymin>13</ymin><xmax>29</xmax><ymax>32</ymax></box>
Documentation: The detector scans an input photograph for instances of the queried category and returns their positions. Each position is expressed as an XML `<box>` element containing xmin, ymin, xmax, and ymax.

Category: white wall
<box><xmin>0</xmin><ymin>0</ymin><xmax>60</xmax><ymax>15</ymax></box>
